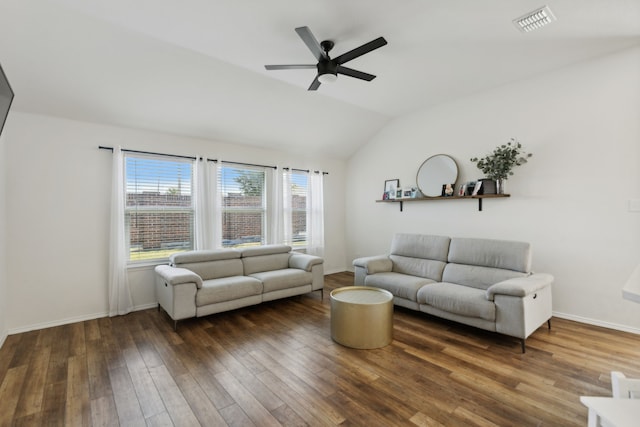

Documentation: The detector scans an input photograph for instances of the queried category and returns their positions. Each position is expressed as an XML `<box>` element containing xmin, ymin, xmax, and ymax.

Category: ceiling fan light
<box><xmin>318</xmin><ymin>73</ymin><xmax>338</xmax><ymax>84</ymax></box>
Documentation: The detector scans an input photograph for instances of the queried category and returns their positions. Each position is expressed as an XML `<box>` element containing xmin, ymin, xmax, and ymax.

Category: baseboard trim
<box><xmin>552</xmin><ymin>311</ymin><xmax>640</xmax><ymax>335</ymax></box>
<box><xmin>7</xmin><ymin>302</ymin><xmax>159</xmax><ymax>336</ymax></box>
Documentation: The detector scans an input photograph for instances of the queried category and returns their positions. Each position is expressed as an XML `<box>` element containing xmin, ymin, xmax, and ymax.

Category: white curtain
<box><xmin>211</xmin><ymin>161</ymin><xmax>222</xmax><ymax>248</ymax></box>
<box><xmin>307</xmin><ymin>171</ymin><xmax>325</xmax><ymax>257</ymax></box>
<box><xmin>282</xmin><ymin>170</ymin><xmax>293</xmax><ymax>245</ymax></box>
<box><xmin>108</xmin><ymin>147</ymin><xmax>133</xmax><ymax>316</ymax></box>
<box><xmin>267</xmin><ymin>168</ymin><xmax>284</xmax><ymax>245</ymax></box>
<box><xmin>194</xmin><ymin>158</ymin><xmax>218</xmax><ymax>250</ymax></box>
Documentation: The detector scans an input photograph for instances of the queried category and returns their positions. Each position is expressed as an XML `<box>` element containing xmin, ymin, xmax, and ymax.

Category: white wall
<box><xmin>0</xmin><ymin>127</ymin><xmax>8</xmax><ymax>346</ymax></box>
<box><xmin>346</xmin><ymin>46</ymin><xmax>640</xmax><ymax>332</ymax></box>
<box><xmin>4</xmin><ymin>113</ymin><xmax>347</xmax><ymax>333</ymax></box>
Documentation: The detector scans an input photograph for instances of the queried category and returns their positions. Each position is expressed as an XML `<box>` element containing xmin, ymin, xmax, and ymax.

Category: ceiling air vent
<box><xmin>513</xmin><ymin>5</ymin><xmax>556</xmax><ymax>33</ymax></box>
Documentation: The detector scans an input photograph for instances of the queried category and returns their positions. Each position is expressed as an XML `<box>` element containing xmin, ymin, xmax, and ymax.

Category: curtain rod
<box><xmin>283</xmin><ymin>167</ymin><xmax>329</xmax><ymax>175</ymax></box>
<box><xmin>98</xmin><ymin>146</ymin><xmax>196</xmax><ymax>161</ymax></box>
<box><xmin>99</xmin><ymin>146</ymin><xmax>328</xmax><ymax>174</ymax></box>
<box><xmin>220</xmin><ymin>160</ymin><xmax>277</xmax><ymax>170</ymax></box>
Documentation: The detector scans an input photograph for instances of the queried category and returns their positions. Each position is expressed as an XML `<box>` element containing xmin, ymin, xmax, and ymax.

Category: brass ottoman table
<box><xmin>330</xmin><ymin>286</ymin><xmax>394</xmax><ymax>349</ymax></box>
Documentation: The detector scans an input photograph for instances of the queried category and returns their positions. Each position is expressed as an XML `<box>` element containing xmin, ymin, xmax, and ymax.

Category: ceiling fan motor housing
<box><xmin>317</xmin><ymin>60</ymin><xmax>338</xmax><ymax>78</ymax></box>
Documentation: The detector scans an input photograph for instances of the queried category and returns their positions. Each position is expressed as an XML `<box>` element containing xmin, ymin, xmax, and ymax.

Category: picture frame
<box><xmin>441</xmin><ymin>183</ymin><xmax>455</xmax><ymax>197</ymax></box>
<box><xmin>471</xmin><ymin>180</ymin><xmax>483</xmax><ymax>196</ymax></box>
<box><xmin>402</xmin><ymin>188</ymin><xmax>413</xmax><ymax>198</ymax></box>
<box><xmin>384</xmin><ymin>179</ymin><xmax>399</xmax><ymax>200</ymax></box>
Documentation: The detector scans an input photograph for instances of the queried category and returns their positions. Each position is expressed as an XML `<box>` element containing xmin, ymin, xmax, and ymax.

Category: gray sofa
<box><xmin>353</xmin><ymin>234</ymin><xmax>553</xmax><ymax>352</ymax></box>
<box><xmin>155</xmin><ymin>244</ymin><xmax>324</xmax><ymax>329</ymax></box>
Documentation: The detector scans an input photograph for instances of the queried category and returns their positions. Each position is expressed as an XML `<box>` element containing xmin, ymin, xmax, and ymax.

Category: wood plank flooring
<box><xmin>1</xmin><ymin>272</ymin><xmax>640</xmax><ymax>426</ymax></box>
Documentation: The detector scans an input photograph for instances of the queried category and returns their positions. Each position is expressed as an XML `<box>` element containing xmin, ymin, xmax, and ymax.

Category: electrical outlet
<box><xmin>629</xmin><ymin>199</ymin><xmax>640</xmax><ymax>212</ymax></box>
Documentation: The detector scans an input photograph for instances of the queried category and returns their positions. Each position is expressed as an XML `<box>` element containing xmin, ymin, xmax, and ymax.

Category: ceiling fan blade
<box><xmin>308</xmin><ymin>76</ymin><xmax>321</xmax><ymax>91</ymax></box>
<box><xmin>265</xmin><ymin>64</ymin><xmax>316</xmax><ymax>70</ymax></box>
<box><xmin>336</xmin><ymin>65</ymin><xmax>376</xmax><ymax>81</ymax></box>
<box><xmin>334</xmin><ymin>37</ymin><xmax>387</xmax><ymax>65</ymax></box>
<box><xmin>295</xmin><ymin>26</ymin><xmax>327</xmax><ymax>62</ymax></box>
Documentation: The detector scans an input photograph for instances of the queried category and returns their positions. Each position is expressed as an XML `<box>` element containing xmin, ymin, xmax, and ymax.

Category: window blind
<box><xmin>219</xmin><ymin>164</ymin><xmax>267</xmax><ymax>247</ymax></box>
<box><xmin>124</xmin><ymin>153</ymin><xmax>195</xmax><ymax>262</ymax></box>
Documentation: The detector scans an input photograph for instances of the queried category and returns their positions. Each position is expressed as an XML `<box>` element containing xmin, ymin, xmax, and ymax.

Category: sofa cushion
<box><xmin>171</xmin><ymin>249</ymin><xmax>240</xmax><ymax>264</ymax></box>
<box><xmin>365</xmin><ymin>272</ymin><xmax>435</xmax><ymax>302</ymax></box>
<box><xmin>417</xmin><ymin>282</ymin><xmax>496</xmax><ymax>321</ymax></box>
<box><xmin>442</xmin><ymin>264</ymin><xmax>529</xmax><ymax>290</ymax></box>
<box><xmin>390</xmin><ymin>255</ymin><xmax>446</xmax><ymax>282</ymax></box>
<box><xmin>242</xmin><ymin>253</ymin><xmax>291</xmax><ymax>275</ymax></box>
<box><xmin>249</xmin><ymin>269</ymin><xmax>312</xmax><ymax>292</ymax></box>
<box><xmin>196</xmin><ymin>276</ymin><xmax>263</xmax><ymax>306</ymax></box>
<box><xmin>391</xmin><ymin>234</ymin><xmax>450</xmax><ymax>262</ymax></box>
<box><xmin>448</xmin><ymin>238</ymin><xmax>531</xmax><ymax>273</ymax></box>
<box><xmin>177</xmin><ymin>259</ymin><xmax>244</xmax><ymax>281</ymax></box>
<box><xmin>241</xmin><ymin>244</ymin><xmax>291</xmax><ymax>257</ymax></box>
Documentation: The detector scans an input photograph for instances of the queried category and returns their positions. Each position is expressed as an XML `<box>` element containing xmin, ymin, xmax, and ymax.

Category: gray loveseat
<box><xmin>155</xmin><ymin>244</ymin><xmax>324</xmax><ymax>330</ymax></box>
<box><xmin>353</xmin><ymin>234</ymin><xmax>553</xmax><ymax>352</ymax></box>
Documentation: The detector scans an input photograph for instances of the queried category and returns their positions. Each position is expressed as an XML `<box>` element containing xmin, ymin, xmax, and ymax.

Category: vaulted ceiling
<box><xmin>0</xmin><ymin>0</ymin><xmax>638</xmax><ymax>158</ymax></box>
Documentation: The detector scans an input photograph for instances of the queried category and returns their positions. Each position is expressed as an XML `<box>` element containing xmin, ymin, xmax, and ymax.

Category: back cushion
<box><xmin>243</xmin><ymin>253</ymin><xmax>291</xmax><ymax>275</ymax></box>
<box><xmin>442</xmin><ymin>264</ymin><xmax>528</xmax><ymax>290</ymax></box>
<box><xmin>391</xmin><ymin>234</ymin><xmax>451</xmax><ymax>262</ymax></box>
<box><xmin>170</xmin><ymin>249</ymin><xmax>243</xmax><ymax>280</ymax></box>
<box><xmin>447</xmin><ymin>238</ymin><xmax>531</xmax><ymax>273</ymax></box>
<box><xmin>177</xmin><ymin>259</ymin><xmax>244</xmax><ymax>280</ymax></box>
<box><xmin>390</xmin><ymin>255</ymin><xmax>446</xmax><ymax>282</ymax></box>
<box><xmin>443</xmin><ymin>238</ymin><xmax>532</xmax><ymax>290</ymax></box>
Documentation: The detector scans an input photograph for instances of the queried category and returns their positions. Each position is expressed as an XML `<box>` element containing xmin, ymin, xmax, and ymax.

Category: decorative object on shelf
<box><xmin>464</xmin><ymin>182</ymin><xmax>476</xmax><ymax>196</ymax></box>
<box><xmin>479</xmin><ymin>178</ymin><xmax>496</xmax><ymax>195</ymax></box>
<box><xmin>442</xmin><ymin>183</ymin><xmax>454</xmax><ymax>197</ymax></box>
<box><xmin>470</xmin><ymin>138</ymin><xmax>532</xmax><ymax>194</ymax></box>
<box><xmin>416</xmin><ymin>154</ymin><xmax>458</xmax><ymax>197</ymax></box>
<box><xmin>402</xmin><ymin>188</ymin><xmax>414</xmax><ymax>198</ymax></box>
<box><xmin>471</xmin><ymin>181</ymin><xmax>483</xmax><ymax>196</ymax></box>
<box><xmin>384</xmin><ymin>179</ymin><xmax>399</xmax><ymax>200</ymax></box>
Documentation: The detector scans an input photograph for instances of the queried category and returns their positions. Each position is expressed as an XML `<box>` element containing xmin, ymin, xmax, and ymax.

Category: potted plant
<box><xmin>470</xmin><ymin>138</ymin><xmax>532</xmax><ymax>194</ymax></box>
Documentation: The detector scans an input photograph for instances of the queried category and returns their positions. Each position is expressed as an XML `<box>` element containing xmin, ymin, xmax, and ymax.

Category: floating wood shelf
<box><xmin>376</xmin><ymin>194</ymin><xmax>511</xmax><ymax>212</ymax></box>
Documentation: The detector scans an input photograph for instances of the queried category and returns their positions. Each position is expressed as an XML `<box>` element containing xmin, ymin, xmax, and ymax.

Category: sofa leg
<box><xmin>173</xmin><ymin>319</ymin><xmax>178</xmax><ymax>332</ymax></box>
<box><xmin>521</xmin><ymin>339</ymin><xmax>526</xmax><ymax>354</ymax></box>
<box><xmin>547</xmin><ymin>319</ymin><xmax>551</xmax><ymax>330</ymax></box>
<box><xmin>320</xmin><ymin>289</ymin><xmax>324</xmax><ymax>300</ymax></box>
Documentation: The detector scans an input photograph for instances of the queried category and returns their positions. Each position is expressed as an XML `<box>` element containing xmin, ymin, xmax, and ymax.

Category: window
<box><xmin>219</xmin><ymin>164</ymin><xmax>267</xmax><ymax>248</ymax></box>
<box><xmin>289</xmin><ymin>171</ymin><xmax>308</xmax><ymax>248</ymax></box>
<box><xmin>124</xmin><ymin>154</ymin><xmax>194</xmax><ymax>262</ymax></box>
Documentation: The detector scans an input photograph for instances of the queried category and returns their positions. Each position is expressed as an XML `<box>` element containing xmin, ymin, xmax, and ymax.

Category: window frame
<box><xmin>123</xmin><ymin>153</ymin><xmax>195</xmax><ymax>264</ymax></box>
<box><xmin>219</xmin><ymin>164</ymin><xmax>268</xmax><ymax>248</ymax></box>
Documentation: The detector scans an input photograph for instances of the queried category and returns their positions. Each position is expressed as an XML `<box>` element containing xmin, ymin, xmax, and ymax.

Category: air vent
<box><xmin>513</xmin><ymin>5</ymin><xmax>556</xmax><ymax>33</ymax></box>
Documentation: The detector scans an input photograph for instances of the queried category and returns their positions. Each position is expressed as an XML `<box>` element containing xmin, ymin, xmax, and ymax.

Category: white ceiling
<box><xmin>0</xmin><ymin>0</ymin><xmax>638</xmax><ymax>158</ymax></box>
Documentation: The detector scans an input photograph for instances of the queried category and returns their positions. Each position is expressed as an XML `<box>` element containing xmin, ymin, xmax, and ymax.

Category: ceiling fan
<box><xmin>265</xmin><ymin>26</ymin><xmax>388</xmax><ymax>91</ymax></box>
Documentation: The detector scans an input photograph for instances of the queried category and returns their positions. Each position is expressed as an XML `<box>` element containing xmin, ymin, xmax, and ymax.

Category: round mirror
<box><xmin>416</xmin><ymin>154</ymin><xmax>458</xmax><ymax>197</ymax></box>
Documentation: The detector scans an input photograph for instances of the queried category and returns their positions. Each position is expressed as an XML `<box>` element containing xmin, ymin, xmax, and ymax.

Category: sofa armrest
<box><xmin>155</xmin><ymin>265</ymin><xmax>203</xmax><ymax>289</ymax></box>
<box><xmin>486</xmin><ymin>273</ymin><xmax>553</xmax><ymax>301</ymax></box>
<box><xmin>289</xmin><ymin>253</ymin><xmax>323</xmax><ymax>272</ymax></box>
<box><xmin>352</xmin><ymin>255</ymin><xmax>393</xmax><ymax>274</ymax></box>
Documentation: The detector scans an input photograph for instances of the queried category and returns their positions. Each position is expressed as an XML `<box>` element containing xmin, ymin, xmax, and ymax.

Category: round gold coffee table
<box><xmin>330</xmin><ymin>286</ymin><xmax>394</xmax><ymax>349</ymax></box>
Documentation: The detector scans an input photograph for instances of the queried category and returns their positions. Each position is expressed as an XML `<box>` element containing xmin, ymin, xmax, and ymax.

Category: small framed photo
<box><xmin>471</xmin><ymin>180</ymin><xmax>483</xmax><ymax>196</ymax></box>
<box><xmin>384</xmin><ymin>179</ymin><xmax>399</xmax><ymax>200</ymax></box>
<box><xmin>441</xmin><ymin>183</ymin><xmax>455</xmax><ymax>197</ymax></box>
<box><xmin>402</xmin><ymin>188</ymin><xmax>413</xmax><ymax>198</ymax></box>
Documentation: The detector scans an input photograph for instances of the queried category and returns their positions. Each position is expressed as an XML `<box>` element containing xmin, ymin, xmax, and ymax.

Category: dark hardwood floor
<box><xmin>1</xmin><ymin>272</ymin><xmax>640</xmax><ymax>426</ymax></box>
